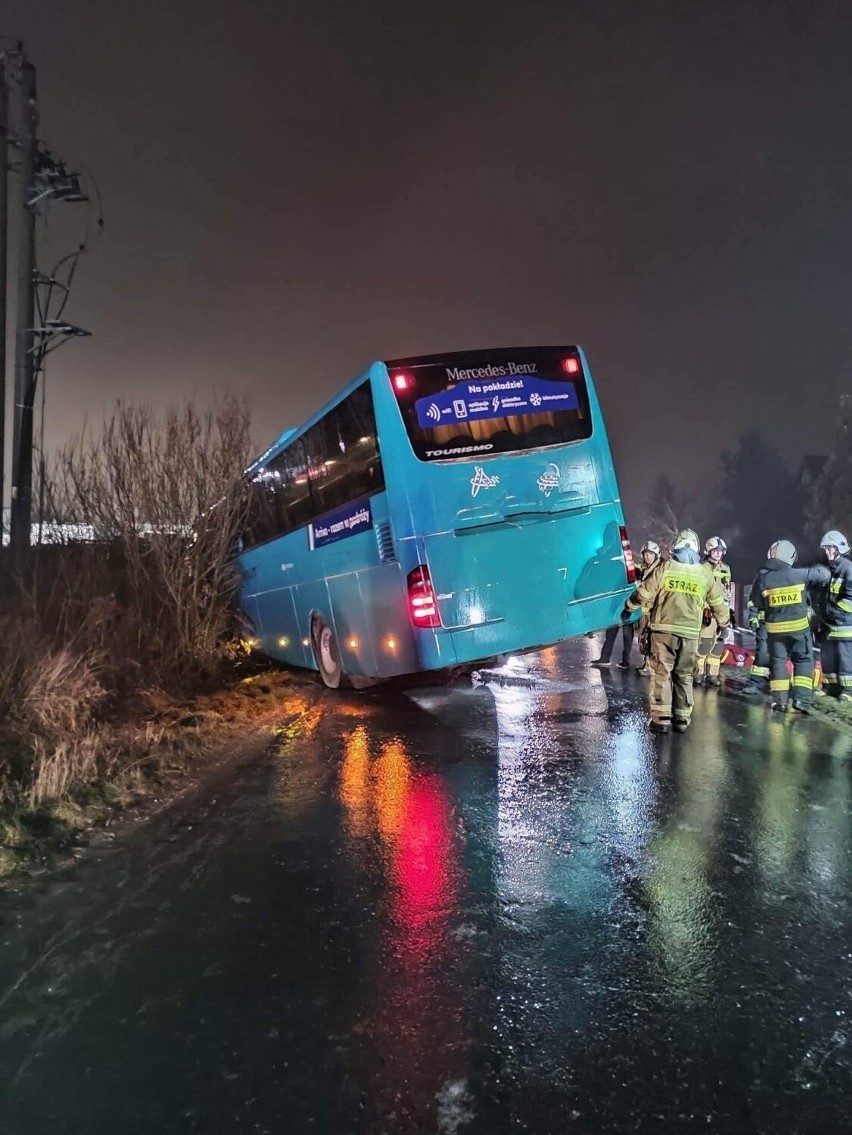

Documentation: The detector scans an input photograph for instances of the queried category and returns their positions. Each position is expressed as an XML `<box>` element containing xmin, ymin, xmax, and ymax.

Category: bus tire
<box><xmin>311</xmin><ymin>615</ymin><xmax>345</xmax><ymax>689</ymax></box>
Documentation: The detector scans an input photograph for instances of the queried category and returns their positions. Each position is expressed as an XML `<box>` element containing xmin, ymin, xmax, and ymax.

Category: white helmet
<box><xmin>672</xmin><ymin>528</ymin><xmax>700</xmax><ymax>554</ymax></box>
<box><xmin>640</xmin><ymin>540</ymin><xmax>661</xmax><ymax>556</ymax></box>
<box><xmin>820</xmin><ymin>530</ymin><xmax>850</xmax><ymax>555</ymax></box>
<box><xmin>768</xmin><ymin>539</ymin><xmax>797</xmax><ymax>565</ymax></box>
<box><xmin>705</xmin><ymin>535</ymin><xmax>727</xmax><ymax>554</ymax></box>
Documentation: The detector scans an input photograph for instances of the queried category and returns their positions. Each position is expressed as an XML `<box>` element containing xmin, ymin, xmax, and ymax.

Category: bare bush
<box><xmin>43</xmin><ymin>397</ymin><xmax>253</xmax><ymax>685</ymax></box>
<box><xmin>0</xmin><ymin>398</ymin><xmax>253</xmax><ymax>824</ymax></box>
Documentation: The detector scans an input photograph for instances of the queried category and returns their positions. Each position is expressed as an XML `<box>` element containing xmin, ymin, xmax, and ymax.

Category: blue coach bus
<box><xmin>236</xmin><ymin>346</ymin><xmax>636</xmax><ymax>687</ymax></box>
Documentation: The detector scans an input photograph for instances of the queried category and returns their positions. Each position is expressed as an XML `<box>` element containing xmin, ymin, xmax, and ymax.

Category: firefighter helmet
<box><xmin>672</xmin><ymin>529</ymin><xmax>700</xmax><ymax>554</ymax></box>
<box><xmin>640</xmin><ymin>540</ymin><xmax>661</xmax><ymax>556</ymax></box>
<box><xmin>768</xmin><ymin>539</ymin><xmax>798</xmax><ymax>565</ymax></box>
<box><xmin>820</xmin><ymin>530</ymin><xmax>850</xmax><ymax>555</ymax></box>
<box><xmin>705</xmin><ymin>536</ymin><xmax>727</xmax><ymax>554</ymax></box>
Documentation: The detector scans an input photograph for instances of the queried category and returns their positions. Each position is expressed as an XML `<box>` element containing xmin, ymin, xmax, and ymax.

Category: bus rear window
<box><xmin>388</xmin><ymin>349</ymin><xmax>592</xmax><ymax>462</ymax></box>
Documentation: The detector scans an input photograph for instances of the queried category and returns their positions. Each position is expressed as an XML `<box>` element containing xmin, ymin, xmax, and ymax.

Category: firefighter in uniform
<box><xmin>817</xmin><ymin>530</ymin><xmax>852</xmax><ymax>701</ymax></box>
<box><xmin>636</xmin><ymin>540</ymin><xmax>661</xmax><ymax>676</ymax></box>
<box><xmin>624</xmin><ymin>529</ymin><xmax>729</xmax><ymax>734</ymax></box>
<box><xmin>695</xmin><ymin>536</ymin><xmax>733</xmax><ymax>688</ymax></box>
<box><xmin>744</xmin><ymin>598</ymin><xmax>770</xmax><ymax>696</ymax></box>
<box><xmin>749</xmin><ymin>540</ymin><xmax>830</xmax><ymax>713</ymax></box>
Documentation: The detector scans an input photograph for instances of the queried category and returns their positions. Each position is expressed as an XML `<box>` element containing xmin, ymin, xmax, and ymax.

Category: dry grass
<box><xmin>0</xmin><ymin>398</ymin><xmax>292</xmax><ymax>877</ymax></box>
<box><xmin>22</xmin><ymin>649</ymin><xmax>108</xmax><ymax>739</ymax></box>
<box><xmin>27</xmin><ymin>733</ymin><xmax>101</xmax><ymax>808</ymax></box>
<box><xmin>0</xmin><ymin>665</ymin><xmax>302</xmax><ymax>875</ymax></box>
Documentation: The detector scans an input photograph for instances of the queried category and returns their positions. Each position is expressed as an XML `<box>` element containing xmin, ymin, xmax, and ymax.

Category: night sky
<box><xmin>5</xmin><ymin>0</ymin><xmax>852</xmax><ymax>521</ymax></box>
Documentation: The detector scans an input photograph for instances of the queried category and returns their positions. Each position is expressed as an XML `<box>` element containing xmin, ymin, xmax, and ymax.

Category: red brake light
<box><xmin>561</xmin><ymin>357</ymin><xmax>580</xmax><ymax>375</ymax></box>
<box><xmin>407</xmin><ymin>564</ymin><xmax>441</xmax><ymax>628</ymax></box>
<box><xmin>620</xmin><ymin>525</ymin><xmax>637</xmax><ymax>583</ymax></box>
<box><xmin>393</xmin><ymin>372</ymin><xmax>412</xmax><ymax>392</ymax></box>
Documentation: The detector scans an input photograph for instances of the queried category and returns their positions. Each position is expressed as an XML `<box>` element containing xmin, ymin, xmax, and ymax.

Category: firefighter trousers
<box><xmin>649</xmin><ymin>632</ymin><xmax>699</xmax><ymax>726</ymax></box>
<box><xmin>695</xmin><ymin>619</ymin><xmax>725</xmax><ymax>682</ymax></box>
<box><xmin>818</xmin><ymin>634</ymin><xmax>852</xmax><ymax>697</ymax></box>
<box><xmin>748</xmin><ymin>624</ymin><xmax>770</xmax><ymax>693</ymax></box>
<box><xmin>768</xmin><ymin>631</ymin><xmax>813</xmax><ymax>709</ymax></box>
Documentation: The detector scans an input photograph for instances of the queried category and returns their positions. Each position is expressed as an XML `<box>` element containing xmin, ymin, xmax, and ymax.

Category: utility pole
<box><xmin>0</xmin><ymin>46</ymin><xmax>90</xmax><ymax>562</ymax></box>
<box><xmin>8</xmin><ymin>50</ymin><xmax>36</xmax><ymax>563</ymax></box>
<box><xmin>0</xmin><ymin>57</ymin><xmax>8</xmax><ymax>549</ymax></box>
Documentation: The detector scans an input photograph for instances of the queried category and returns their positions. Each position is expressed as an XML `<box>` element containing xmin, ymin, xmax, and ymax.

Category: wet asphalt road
<box><xmin>2</xmin><ymin>639</ymin><xmax>852</xmax><ymax>1134</ymax></box>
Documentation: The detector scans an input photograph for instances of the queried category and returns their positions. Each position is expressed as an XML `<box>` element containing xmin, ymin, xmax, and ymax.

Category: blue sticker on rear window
<box><xmin>414</xmin><ymin>376</ymin><xmax>579</xmax><ymax>429</ymax></box>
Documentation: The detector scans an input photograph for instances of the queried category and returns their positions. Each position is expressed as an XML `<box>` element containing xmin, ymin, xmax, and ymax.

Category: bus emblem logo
<box><xmin>537</xmin><ymin>463</ymin><xmax>560</xmax><ymax>497</ymax></box>
<box><xmin>470</xmin><ymin>466</ymin><xmax>500</xmax><ymax>497</ymax></box>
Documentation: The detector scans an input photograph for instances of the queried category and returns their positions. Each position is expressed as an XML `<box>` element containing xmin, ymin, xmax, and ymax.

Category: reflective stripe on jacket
<box><xmin>626</xmin><ymin>559</ymin><xmax>729</xmax><ymax>639</ymax></box>
<box><xmin>825</xmin><ymin>556</ymin><xmax>852</xmax><ymax>638</ymax></box>
<box><xmin>750</xmin><ymin>558</ymin><xmax>830</xmax><ymax>635</ymax></box>
<box><xmin>706</xmin><ymin>558</ymin><xmax>733</xmax><ymax>606</ymax></box>
<box><xmin>635</xmin><ymin>557</ymin><xmax>660</xmax><ymax>584</ymax></box>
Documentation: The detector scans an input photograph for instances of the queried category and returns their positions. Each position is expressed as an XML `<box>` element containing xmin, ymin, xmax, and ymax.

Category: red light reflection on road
<box><xmin>338</xmin><ymin>730</ymin><xmax>459</xmax><ymax>958</ymax></box>
<box><xmin>339</xmin><ymin>727</ymin><xmax>468</xmax><ymax>1128</ymax></box>
<box><xmin>393</xmin><ymin>777</ymin><xmax>455</xmax><ymax>958</ymax></box>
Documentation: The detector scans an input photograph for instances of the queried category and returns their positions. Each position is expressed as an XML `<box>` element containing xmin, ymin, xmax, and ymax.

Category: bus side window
<box><xmin>242</xmin><ymin>475</ymin><xmax>278</xmax><ymax>548</ymax></box>
<box><xmin>241</xmin><ymin>381</ymin><xmax>386</xmax><ymax>547</ymax></box>
<box><xmin>304</xmin><ymin>410</ymin><xmax>343</xmax><ymax>517</ymax></box>
<box><xmin>272</xmin><ymin>440</ymin><xmax>312</xmax><ymax>535</ymax></box>
<box><xmin>240</xmin><ymin>489</ymin><xmax>261</xmax><ymax>549</ymax></box>
<box><xmin>305</xmin><ymin>384</ymin><xmax>385</xmax><ymax>518</ymax></box>
<box><xmin>345</xmin><ymin>383</ymin><xmax>384</xmax><ymax>496</ymax></box>
<box><xmin>256</xmin><ymin>477</ymin><xmax>279</xmax><ymax>545</ymax></box>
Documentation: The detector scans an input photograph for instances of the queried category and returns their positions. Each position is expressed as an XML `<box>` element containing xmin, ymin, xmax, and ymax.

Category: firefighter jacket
<box><xmin>625</xmin><ymin>559</ymin><xmax>729</xmax><ymax>639</ymax></box>
<box><xmin>824</xmin><ymin>555</ymin><xmax>852</xmax><ymax>639</ymax></box>
<box><xmin>706</xmin><ymin>558</ymin><xmax>733</xmax><ymax>606</ymax></box>
<box><xmin>749</xmin><ymin>558</ymin><xmax>831</xmax><ymax>635</ymax></box>
<box><xmin>636</xmin><ymin>557</ymin><xmax>660</xmax><ymax>584</ymax></box>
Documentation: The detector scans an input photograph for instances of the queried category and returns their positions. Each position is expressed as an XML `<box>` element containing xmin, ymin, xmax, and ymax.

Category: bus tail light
<box><xmin>407</xmin><ymin>565</ymin><xmax>441</xmax><ymax>628</ymax></box>
<box><xmin>393</xmin><ymin>372</ymin><xmax>412</xmax><ymax>392</ymax></box>
<box><xmin>561</xmin><ymin>357</ymin><xmax>580</xmax><ymax>375</ymax></box>
<box><xmin>620</xmin><ymin>525</ymin><xmax>636</xmax><ymax>583</ymax></box>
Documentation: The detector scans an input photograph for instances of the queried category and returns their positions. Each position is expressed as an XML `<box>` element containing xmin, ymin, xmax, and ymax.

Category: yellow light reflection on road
<box><xmin>374</xmin><ymin>739</ymin><xmax>412</xmax><ymax>846</ymax></box>
<box><xmin>339</xmin><ymin>725</ymin><xmax>371</xmax><ymax>839</ymax></box>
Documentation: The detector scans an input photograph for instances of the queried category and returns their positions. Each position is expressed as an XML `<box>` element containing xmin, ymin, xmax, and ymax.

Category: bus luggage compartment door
<box><xmin>425</xmin><ymin>511</ymin><xmax>626</xmax><ymax>653</ymax></box>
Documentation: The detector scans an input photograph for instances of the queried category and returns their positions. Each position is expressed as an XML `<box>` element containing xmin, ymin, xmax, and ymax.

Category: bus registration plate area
<box><xmin>436</xmin><ymin>583</ymin><xmax>503</xmax><ymax>631</ymax></box>
<box><xmin>427</xmin><ymin>537</ymin><xmax>550</xmax><ymax>638</ymax></box>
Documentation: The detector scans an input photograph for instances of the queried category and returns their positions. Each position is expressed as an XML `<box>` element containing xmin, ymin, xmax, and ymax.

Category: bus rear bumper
<box><xmin>423</xmin><ymin>586</ymin><xmax>637</xmax><ymax>671</ymax></box>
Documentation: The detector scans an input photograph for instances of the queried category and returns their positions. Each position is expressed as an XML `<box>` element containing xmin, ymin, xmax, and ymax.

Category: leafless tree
<box><xmin>807</xmin><ymin>393</ymin><xmax>852</xmax><ymax>542</ymax></box>
<box><xmin>42</xmin><ymin>397</ymin><xmax>253</xmax><ymax>685</ymax></box>
<box><xmin>642</xmin><ymin>473</ymin><xmax>691</xmax><ymax>551</ymax></box>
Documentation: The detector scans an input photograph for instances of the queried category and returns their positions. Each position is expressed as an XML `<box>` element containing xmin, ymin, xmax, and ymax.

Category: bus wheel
<box><xmin>311</xmin><ymin>616</ymin><xmax>344</xmax><ymax>689</ymax></box>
